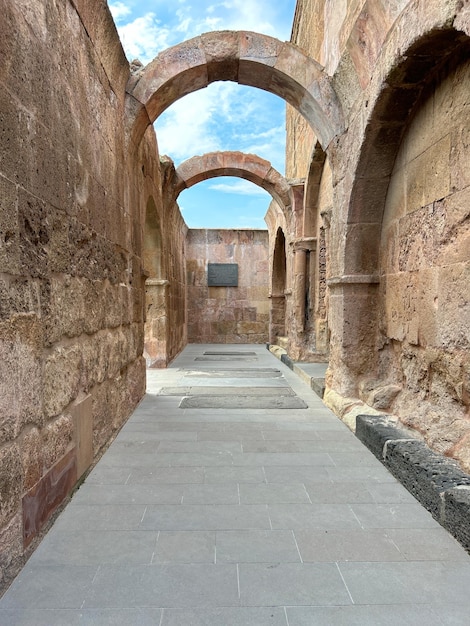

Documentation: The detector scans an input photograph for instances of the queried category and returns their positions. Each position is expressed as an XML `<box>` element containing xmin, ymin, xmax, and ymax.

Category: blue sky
<box><xmin>109</xmin><ymin>0</ymin><xmax>297</xmax><ymax>228</ymax></box>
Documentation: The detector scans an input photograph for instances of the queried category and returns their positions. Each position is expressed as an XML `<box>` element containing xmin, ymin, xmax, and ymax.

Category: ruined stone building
<box><xmin>0</xmin><ymin>0</ymin><xmax>469</xmax><ymax>589</ymax></box>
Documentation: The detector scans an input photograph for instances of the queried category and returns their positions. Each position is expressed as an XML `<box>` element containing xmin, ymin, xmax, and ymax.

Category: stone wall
<box><xmin>0</xmin><ymin>0</ymin><xmax>160</xmax><ymax>589</ymax></box>
<box><xmin>186</xmin><ymin>229</ymin><xmax>269</xmax><ymax>344</ymax></box>
<box><xmin>286</xmin><ymin>0</ymin><xmax>470</xmax><ymax>471</ymax></box>
<box><xmin>376</xmin><ymin>59</ymin><xmax>470</xmax><ymax>468</ymax></box>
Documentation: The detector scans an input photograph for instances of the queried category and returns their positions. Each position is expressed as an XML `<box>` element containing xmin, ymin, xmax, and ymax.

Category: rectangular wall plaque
<box><xmin>207</xmin><ymin>263</ymin><xmax>238</xmax><ymax>287</ymax></box>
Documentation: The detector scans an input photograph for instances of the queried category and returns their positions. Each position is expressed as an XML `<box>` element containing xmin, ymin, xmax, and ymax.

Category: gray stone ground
<box><xmin>1</xmin><ymin>344</ymin><xmax>470</xmax><ymax>625</ymax></box>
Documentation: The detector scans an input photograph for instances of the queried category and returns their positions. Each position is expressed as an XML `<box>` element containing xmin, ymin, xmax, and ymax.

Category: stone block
<box><xmin>0</xmin><ymin>314</ymin><xmax>43</xmax><ymax>442</ymax></box>
<box><xmin>17</xmin><ymin>188</ymin><xmax>48</xmax><ymax>279</ymax></box>
<box><xmin>443</xmin><ymin>487</ymin><xmax>470</xmax><ymax>552</ymax></box>
<box><xmin>437</xmin><ymin>262</ymin><xmax>470</xmax><ymax>349</ymax></box>
<box><xmin>0</xmin><ymin>173</ymin><xmax>20</xmax><ymax>275</ymax></box>
<box><xmin>42</xmin><ymin>414</ymin><xmax>74</xmax><ymax>472</ymax></box>
<box><xmin>43</xmin><ymin>346</ymin><xmax>81</xmax><ymax>418</ymax></box>
<box><xmin>405</xmin><ymin>135</ymin><xmax>451</xmax><ymax>214</ymax></box>
<box><xmin>355</xmin><ymin>414</ymin><xmax>411</xmax><ymax>461</ymax></box>
<box><xmin>20</xmin><ymin>428</ymin><xmax>42</xmax><ymax>491</ymax></box>
<box><xmin>22</xmin><ymin>448</ymin><xmax>77</xmax><ymax>548</ymax></box>
<box><xmin>71</xmin><ymin>395</ymin><xmax>93</xmax><ymax>479</ymax></box>
<box><xmin>0</xmin><ymin>512</ymin><xmax>23</xmax><ymax>590</ymax></box>
<box><xmin>0</xmin><ymin>443</ymin><xmax>23</xmax><ymax>528</ymax></box>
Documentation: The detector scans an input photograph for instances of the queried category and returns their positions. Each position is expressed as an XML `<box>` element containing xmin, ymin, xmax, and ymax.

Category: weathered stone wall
<box><xmin>143</xmin><ymin>156</ymin><xmax>187</xmax><ymax>368</ymax></box>
<box><xmin>186</xmin><ymin>229</ymin><xmax>269</xmax><ymax>344</ymax></box>
<box><xmin>0</xmin><ymin>0</ymin><xmax>156</xmax><ymax>589</ymax></box>
<box><xmin>376</xmin><ymin>59</ymin><xmax>470</xmax><ymax>470</ymax></box>
<box><xmin>287</xmin><ymin>0</ymin><xmax>470</xmax><ymax>472</ymax></box>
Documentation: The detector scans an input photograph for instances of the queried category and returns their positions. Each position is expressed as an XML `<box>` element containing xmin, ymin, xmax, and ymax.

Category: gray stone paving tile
<box><xmin>328</xmin><ymin>451</ymin><xmax>385</xmax><ymax>467</ymax></box>
<box><xmin>70</xmin><ymin>484</ymin><xmax>183</xmax><ymax>506</ymax></box>
<box><xmin>31</xmin><ymin>530</ymin><xmax>158</xmax><ymax>566</ymax></box>
<box><xmin>161</xmin><ymin>607</ymin><xmax>288</xmax><ymax>625</ymax></box>
<box><xmin>294</xmin><ymin>528</ymin><xmax>403</xmax><ymax>562</ymax></box>
<box><xmin>365</xmin><ymin>482</ymin><xmax>417</xmax><ymax>503</ymax></box>
<box><xmin>115</xmin><ymin>429</ymin><xmax>198</xmax><ymax>442</ymax></box>
<box><xmin>53</xmin><ymin>505</ymin><xmax>147</xmax><ymax>532</ymax></box>
<box><xmin>304</xmin><ymin>481</ymin><xmax>375</xmax><ymax>503</ymax></box>
<box><xmin>181</xmin><ymin>484</ymin><xmax>240</xmax><ymax>504</ymax></box>
<box><xmin>326</xmin><ymin>465</ymin><xmax>398</xmax><ymax>482</ymax></box>
<box><xmin>242</xmin><ymin>440</ymin><xmax>358</xmax><ymax>452</ymax></box>
<box><xmin>157</xmin><ymin>441</ymin><xmax>242</xmax><ymax>453</ymax></box>
<box><xmin>239</xmin><ymin>483</ymin><xmax>310</xmax><ymax>504</ymax></box>
<box><xmin>99</xmin><ymin>451</ymin><xmax>237</xmax><ymax>468</ymax></box>
<box><xmin>350</xmin><ymin>503</ymin><xmax>442</xmax><ymax>529</ymax></box>
<box><xmin>79</xmin><ymin>608</ymin><xmax>164</xmax><ymax>625</ymax></box>
<box><xmin>385</xmin><ymin>528</ymin><xmax>470</xmax><ymax>561</ymax></box>
<box><xmin>0</xmin><ymin>610</ymin><xmax>82</xmax><ymax>625</ymax></box>
<box><xmin>153</xmin><ymin>531</ymin><xmax>215</xmax><ymax>563</ymax></box>
<box><xmin>261</xmin><ymin>429</ymin><xmax>320</xmax><ymax>440</ymax></box>
<box><xmin>264</xmin><ymin>466</ymin><xmax>330</xmax><ymax>483</ymax></box>
<box><xmin>86</xmin><ymin>467</ymin><xmax>131</xmax><ymax>485</ymax></box>
<box><xmin>239</xmin><ymin>562</ymin><xmax>351</xmax><ymax>606</ymax></box>
<box><xmin>232</xmin><ymin>452</ymin><xmax>334</xmax><ymax>466</ymax></box>
<box><xmin>127</xmin><ymin>467</ymin><xmax>204</xmax><ymax>484</ymax></box>
<box><xmin>285</xmin><ymin>604</ymin><xmax>443</xmax><ymax>626</ymax></box>
<box><xmin>339</xmin><ymin>561</ymin><xmax>470</xmax><ymax>605</ymax></box>
<box><xmin>203</xmin><ymin>466</ymin><xmax>265</xmax><ymax>483</ymax></box>
<box><xmin>1</xmin><ymin>566</ymin><xmax>98</xmax><ymax>609</ymax></box>
<box><xmin>141</xmin><ymin>504</ymin><xmax>271</xmax><ymax>530</ymax></box>
<box><xmin>268</xmin><ymin>503</ymin><xmax>361</xmax><ymax>530</ymax></box>
<box><xmin>85</xmin><ymin>563</ymin><xmax>239</xmax><ymax>608</ymax></box>
<box><xmin>216</xmin><ymin>530</ymin><xmax>300</xmax><ymax>563</ymax></box>
<box><xmin>433</xmin><ymin>604</ymin><xmax>470</xmax><ymax>625</ymax></box>
<box><xmin>198</xmin><ymin>431</ymin><xmax>266</xmax><ymax>441</ymax></box>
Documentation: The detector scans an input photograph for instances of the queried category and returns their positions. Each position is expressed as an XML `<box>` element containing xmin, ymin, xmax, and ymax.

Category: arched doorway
<box><xmin>270</xmin><ymin>228</ymin><xmax>287</xmax><ymax>344</ymax></box>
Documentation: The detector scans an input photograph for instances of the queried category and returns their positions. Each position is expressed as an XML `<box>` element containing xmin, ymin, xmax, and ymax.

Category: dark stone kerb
<box><xmin>356</xmin><ymin>414</ymin><xmax>470</xmax><ymax>553</ymax></box>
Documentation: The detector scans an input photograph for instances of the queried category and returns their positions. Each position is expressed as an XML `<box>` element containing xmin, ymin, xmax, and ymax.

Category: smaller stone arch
<box><xmin>175</xmin><ymin>151</ymin><xmax>293</xmax><ymax>218</ymax></box>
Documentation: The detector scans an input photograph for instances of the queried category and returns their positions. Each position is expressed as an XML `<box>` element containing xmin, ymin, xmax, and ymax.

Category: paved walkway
<box><xmin>2</xmin><ymin>344</ymin><xmax>470</xmax><ymax>625</ymax></box>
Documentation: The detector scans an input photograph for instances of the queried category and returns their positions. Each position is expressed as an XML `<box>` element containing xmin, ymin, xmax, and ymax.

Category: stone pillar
<box><xmin>326</xmin><ymin>274</ymin><xmax>380</xmax><ymax>395</ymax></box>
<box><xmin>269</xmin><ymin>294</ymin><xmax>286</xmax><ymax>344</ymax></box>
<box><xmin>144</xmin><ymin>278</ymin><xmax>170</xmax><ymax>368</ymax></box>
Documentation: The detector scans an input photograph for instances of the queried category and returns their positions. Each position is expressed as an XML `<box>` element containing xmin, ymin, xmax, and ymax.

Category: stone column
<box><xmin>292</xmin><ymin>238</ymin><xmax>317</xmax><ymax>333</ymax></box>
<box><xmin>326</xmin><ymin>274</ymin><xmax>380</xmax><ymax>395</ymax></box>
<box><xmin>144</xmin><ymin>278</ymin><xmax>170</xmax><ymax>368</ymax></box>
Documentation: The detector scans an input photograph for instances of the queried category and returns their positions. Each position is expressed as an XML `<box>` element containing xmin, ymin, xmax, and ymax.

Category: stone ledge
<box><xmin>356</xmin><ymin>414</ymin><xmax>470</xmax><ymax>553</ymax></box>
<box><xmin>267</xmin><ymin>344</ymin><xmax>326</xmax><ymax>398</ymax></box>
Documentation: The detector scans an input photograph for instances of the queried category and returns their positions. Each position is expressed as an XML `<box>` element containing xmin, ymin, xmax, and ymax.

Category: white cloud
<box><xmin>109</xmin><ymin>2</ymin><xmax>131</xmax><ymax>23</ymax></box>
<box><xmin>155</xmin><ymin>87</ymin><xmax>228</xmax><ymax>161</ymax></box>
<box><xmin>208</xmin><ymin>180</ymin><xmax>270</xmax><ymax>196</ymax></box>
<box><xmin>115</xmin><ymin>13</ymin><xmax>171</xmax><ymax>63</ymax></box>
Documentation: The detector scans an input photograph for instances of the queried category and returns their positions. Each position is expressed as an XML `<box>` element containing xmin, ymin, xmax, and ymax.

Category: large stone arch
<box><xmin>327</xmin><ymin>0</ymin><xmax>470</xmax><ymax>396</ymax></box>
<box><xmin>126</xmin><ymin>31</ymin><xmax>344</xmax><ymax>151</ymax></box>
<box><xmin>174</xmin><ymin>151</ymin><xmax>292</xmax><ymax>217</ymax></box>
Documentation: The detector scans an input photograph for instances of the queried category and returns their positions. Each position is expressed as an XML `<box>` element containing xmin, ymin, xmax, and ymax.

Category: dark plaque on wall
<box><xmin>207</xmin><ymin>263</ymin><xmax>238</xmax><ymax>287</ymax></box>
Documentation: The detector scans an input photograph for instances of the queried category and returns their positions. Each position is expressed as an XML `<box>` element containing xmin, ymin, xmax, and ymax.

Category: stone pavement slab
<box><xmin>1</xmin><ymin>343</ymin><xmax>470</xmax><ymax>625</ymax></box>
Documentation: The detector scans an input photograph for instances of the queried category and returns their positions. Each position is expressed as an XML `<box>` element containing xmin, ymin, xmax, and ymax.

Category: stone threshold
<box><xmin>356</xmin><ymin>414</ymin><xmax>470</xmax><ymax>554</ymax></box>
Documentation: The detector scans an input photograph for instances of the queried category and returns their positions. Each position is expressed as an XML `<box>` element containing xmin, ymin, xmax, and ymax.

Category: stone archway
<box><xmin>125</xmin><ymin>30</ymin><xmax>344</xmax><ymax>151</ymax></box>
<box><xmin>174</xmin><ymin>151</ymin><xmax>293</xmax><ymax>219</ymax></box>
<box><xmin>270</xmin><ymin>228</ymin><xmax>287</xmax><ymax>344</ymax></box>
<box><xmin>328</xmin><ymin>7</ymin><xmax>470</xmax><ymax>395</ymax></box>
